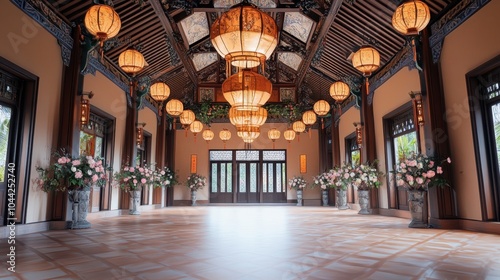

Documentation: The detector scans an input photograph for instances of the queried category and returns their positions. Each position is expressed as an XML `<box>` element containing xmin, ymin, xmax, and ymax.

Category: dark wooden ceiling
<box><xmin>46</xmin><ymin>0</ymin><xmax>456</xmax><ymax>105</ymax></box>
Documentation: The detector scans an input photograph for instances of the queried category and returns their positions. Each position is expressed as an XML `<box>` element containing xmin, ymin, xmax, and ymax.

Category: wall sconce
<box><xmin>354</xmin><ymin>122</ymin><xmax>364</xmax><ymax>148</ymax></box>
<box><xmin>136</xmin><ymin>122</ymin><xmax>146</xmax><ymax>148</ymax></box>
<box><xmin>80</xmin><ymin>91</ymin><xmax>94</xmax><ymax>128</ymax></box>
<box><xmin>409</xmin><ymin>91</ymin><xmax>424</xmax><ymax>126</ymax></box>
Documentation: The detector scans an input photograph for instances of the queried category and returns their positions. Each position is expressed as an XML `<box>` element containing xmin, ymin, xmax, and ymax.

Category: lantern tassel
<box><xmin>365</xmin><ymin>77</ymin><xmax>369</xmax><ymax>95</ymax></box>
<box><xmin>309</xmin><ymin>128</ymin><xmax>312</xmax><ymax>139</ymax></box>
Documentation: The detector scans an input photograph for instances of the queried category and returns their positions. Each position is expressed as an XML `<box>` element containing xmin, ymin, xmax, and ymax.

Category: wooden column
<box><xmin>153</xmin><ymin>111</ymin><xmax>166</xmax><ymax>205</ymax></box>
<box><xmin>53</xmin><ymin>26</ymin><xmax>83</xmax><ymax>220</ymax></box>
<box><xmin>361</xmin><ymin>86</ymin><xmax>379</xmax><ymax>209</ymax></box>
<box><xmin>120</xmin><ymin>86</ymin><xmax>138</xmax><ymax>210</ymax></box>
<box><xmin>329</xmin><ymin>115</ymin><xmax>341</xmax><ymax>205</ymax></box>
<box><xmin>420</xmin><ymin>29</ymin><xmax>457</xmax><ymax>227</ymax></box>
<box><xmin>165</xmin><ymin>120</ymin><xmax>176</xmax><ymax>206</ymax></box>
<box><xmin>318</xmin><ymin>124</ymin><xmax>328</xmax><ymax>173</ymax></box>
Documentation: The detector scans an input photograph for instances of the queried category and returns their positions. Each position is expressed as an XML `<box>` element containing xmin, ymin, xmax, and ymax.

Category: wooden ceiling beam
<box><xmin>149</xmin><ymin>0</ymin><xmax>198</xmax><ymax>84</ymax></box>
<box><xmin>295</xmin><ymin>0</ymin><xmax>344</xmax><ymax>88</ymax></box>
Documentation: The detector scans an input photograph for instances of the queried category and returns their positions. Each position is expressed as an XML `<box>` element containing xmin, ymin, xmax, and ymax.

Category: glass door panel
<box><xmin>0</xmin><ymin>105</ymin><xmax>12</xmax><ymax>225</ymax></box>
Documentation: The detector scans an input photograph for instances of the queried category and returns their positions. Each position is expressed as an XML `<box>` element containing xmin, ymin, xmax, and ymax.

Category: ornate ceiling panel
<box><xmin>45</xmin><ymin>0</ymin><xmax>457</xmax><ymax>112</ymax></box>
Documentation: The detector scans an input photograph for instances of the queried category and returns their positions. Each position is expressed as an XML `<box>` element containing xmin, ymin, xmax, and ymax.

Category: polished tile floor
<box><xmin>2</xmin><ymin>206</ymin><xmax>500</xmax><ymax>280</ymax></box>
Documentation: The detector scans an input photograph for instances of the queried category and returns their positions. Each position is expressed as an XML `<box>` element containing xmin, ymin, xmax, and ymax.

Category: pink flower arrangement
<box><xmin>186</xmin><ymin>174</ymin><xmax>206</xmax><ymax>191</ymax></box>
<box><xmin>35</xmin><ymin>151</ymin><xmax>109</xmax><ymax>192</ymax></box>
<box><xmin>113</xmin><ymin>163</ymin><xmax>155</xmax><ymax>192</ymax></box>
<box><xmin>394</xmin><ymin>154</ymin><xmax>451</xmax><ymax>191</ymax></box>
<box><xmin>289</xmin><ymin>176</ymin><xmax>307</xmax><ymax>190</ymax></box>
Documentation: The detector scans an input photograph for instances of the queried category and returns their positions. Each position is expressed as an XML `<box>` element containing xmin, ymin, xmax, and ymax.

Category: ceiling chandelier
<box><xmin>210</xmin><ymin>0</ymin><xmax>278</xmax><ymax>73</ymax></box>
<box><xmin>222</xmin><ymin>70</ymin><xmax>272</xmax><ymax>112</ymax></box>
<box><xmin>228</xmin><ymin>107</ymin><xmax>268</xmax><ymax>127</ymax></box>
<box><xmin>237</xmin><ymin>126</ymin><xmax>260</xmax><ymax>143</ymax></box>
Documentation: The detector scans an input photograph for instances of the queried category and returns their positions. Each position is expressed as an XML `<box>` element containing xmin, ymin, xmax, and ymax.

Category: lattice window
<box><xmin>263</xmin><ymin>150</ymin><xmax>286</xmax><ymax>161</ymax></box>
<box><xmin>391</xmin><ymin>110</ymin><xmax>415</xmax><ymax>137</ymax></box>
<box><xmin>487</xmin><ymin>82</ymin><xmax>500</xmax><ymax>100</ymax></box>
<box><xmin>0</xmin><ymin>71</ymin><xmax>20</xmax><ymax>102</ymax></box>
<box><xmin>236</xmin><ymin>150</ymin><xmax>259</xmax><ymax>161</ymax></box>
<box><xmin>210</xmin><ymin>150</ymin><xmax>233</xmax><ymax>161</ymax></box>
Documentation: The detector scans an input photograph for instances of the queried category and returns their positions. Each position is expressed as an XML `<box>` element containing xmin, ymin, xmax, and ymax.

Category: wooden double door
<box><xmin>209</xmin><ymin>150</ymin><xmax>287</xmax><ymax>203</ymax></box>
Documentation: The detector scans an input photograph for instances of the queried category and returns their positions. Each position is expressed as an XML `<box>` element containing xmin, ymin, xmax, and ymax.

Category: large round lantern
<box><xmin>150</xmin><ymin>82</ymin><xmax>170</xmax><ymax>102</ymax></box>
<box><xmin>223</xmin><ymin>70</ymin><xmax>272</xmax><ymax>111</ymax></box>
<box><xmin>229</xmin><ymin>106</ymin><xmax>267</xmax><ymax>127</ymax></box>
<box><xmin>392</xmin><ymin>0</ymin><xmax>431</xmax><ymax>36</ymax></box>
<box><xmin>166</xmin><ymin>99</ymin><xmax>183</xmax><ymax>117</ymax></box>
<box><xmin>330</xmin><ymin>81</ymin><xmax>351</xmax><ymax>103</ymax></box>
<box><xmin>84</xmin><ymin>5</ymin><xmax>121</xmax><ymax>46</ymax></box>
<box><xmin>351</xmin><ymin>46</ymin><xmax>380</xmax><ymax>77</ymax></box>
<box><xmin>210</xmin><ymin>2</ymin><xmax>278</xmax><ymax>69</ymax></box>
<box><xmin>313</xmin><ymin>100</ymin><xmax>330</xmax><ymax>116</ymax></box>
<box><xmin>118</xmin><ymin>48</ymin><xmax>145</xmax><ymax>75</ymax></box>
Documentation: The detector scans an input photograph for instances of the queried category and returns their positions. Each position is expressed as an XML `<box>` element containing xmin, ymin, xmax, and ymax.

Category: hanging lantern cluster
<box><xmin>211</xmin><ymin>1</ymin><xmax>278</xmax><ymax>144</ymax></box>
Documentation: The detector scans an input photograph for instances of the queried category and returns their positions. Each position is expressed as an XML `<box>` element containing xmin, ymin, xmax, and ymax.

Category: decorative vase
<box><xmin>191</xmin><ymin>189</ymin><xmax>197</xmax><ymax>206</ymax></box>
<box><xmin>296</xmin><ymin>189</ymin><xmax>303</xmax><ymax>206</ymax></box>
<box><xmin>321</xmin><ymin>189</ymin><xmax>329</xmax><ymax>206</ymax></box>
<box><xmin>408</xmin><ymin>190</ymin><xmax>428</xmax><ymax>228</ymax></box>
<box><xmin>129</xmin><ymin>189</ymin><xmax>141</xmax><ymax>215</ymax></box>
<box><xmin>358</xmin><ymin>190</ymin><xmax>370</xmax><ymax>215</ymax></box>
<box><xmin>67</xmin><ymin>189</ymin><xmax>91</xmax><ymax>229</ymax></box>
<box><xmin>336</xmin><ymin>189</ymin><xmax>349</xmax><ymax>210</ymax></box>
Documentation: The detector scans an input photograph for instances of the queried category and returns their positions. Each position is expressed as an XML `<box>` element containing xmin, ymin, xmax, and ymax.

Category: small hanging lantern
<box><xmin>136</xmin><ymin>122</ymin><xmax>146</xmax><ymax>148</ymax></box>
<box><xmin>283</xmin><ymin>129</ymin><xmax>296</xmax><ymax>143</ymax></box>
<box><xmin>330</xmin><ymin>81</ymin><xmax>351</xmax><ymax>103</ymax></box>
<box><xmin>354</xmin><ymin>122</ymin><xmax>364</xmax><ymax>148</ymax></box>
<box><xmin>179</xmin><ymin>110</ymin><xmax>195</xmax><ymax>137</ymax></box>
<box><xmin>202</xmin><ymin>129</ymin><xmax>215</xmax><ymax>146</ymax></box>
<box><xmin>292</xmin><ymin>121</ymin><xmax>306</xmax><ymax>134</ymax></box>
<box><xmin>166</xmin><ymin>99</ymin><xmax>183</xmax><ymax>117</ymax></box>
<box><xmin>219</xmin><ymin>128</ymin><xmax>232</xmax><ymax>149</ymax></box>
<box><xmin>313</xmin><ymin>100</ymin><xmax>330</xmax><ymax>116</ymax></box>
<box><xmin>150</xmin><ymin>82</ymin><xmax>170</xmax><ymax>102</ymax></box>
<box><xmin>409</xmin><ymin>91</ymin><xmax>424</xmax><ymax>127</ymax></box>
<box><xmin>118</xmin><ymin>47</ymin><xmax>145</xmax><ymax>75</ymax></box>
<box><xmin>80</xmin><ymin>91</ymin><xmax>94</xmax><ymax>128</ymax></box>
<box><xmin>268</xmin><ymin>128</ymin><xmax>280</xmax><ymax>149</ymax></box>
<box><xmin>84</xmin><ymin>4</ymin><xmax>121</xmax><ymax>49</ymax></box>
<box><xmin>302</xmin><ymin>110</ymin><xmax>317</xmax><ymax>126</ymax></box>
<box><xmin>352</xmin><ymin>46</ymin><xmax>380</xmax><ymax>95</ymax></box>
<box><xmin>190</xmin><ymin>120</ymin><xmax>203</xmax><ymax>142</ymax></box>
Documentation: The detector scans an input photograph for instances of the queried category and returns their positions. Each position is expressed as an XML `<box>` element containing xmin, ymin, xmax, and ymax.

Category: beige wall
<box><xmin>440</xmin><ymin>0</ymin><xmax>500</xmax><ymax>220</ymax></box>
<box><xmin>138</xmin><ymin>106</ymin><xmax>158</xmax><ymax>204</ymax></box>
<box><xmin>372</xmin><ymin>67</ymin><xmax>421</xmax><ymax>208</ymax></box>
<box><xmin>338</xmin><ymin>106</ymin><xmax>360</xmax><ymax>164</ymax></box>
<box><xmin>174</xmin><ymin>122</ymin><xmax>321</xmax><ymax>201</ymax></box>
<box><xmin>1</xmin><ymin>2</ymin><xmax>64</xmax><ymax>222</ymax></box>
<box><xmin>82</xmin><ymin>72</ymin><xmax>129</xmax><ymax>210</ymax></box>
